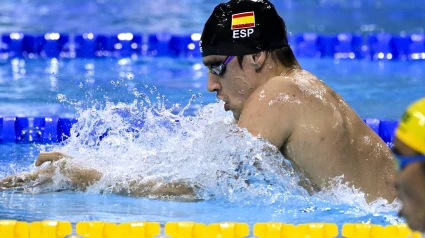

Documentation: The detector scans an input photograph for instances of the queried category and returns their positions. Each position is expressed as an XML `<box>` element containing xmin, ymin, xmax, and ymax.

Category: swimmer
<box><xmin>198</xmin><ymin>0</ymin><xmax>395</xmax><ymax>202</ymax></box>
<box><xmin>390</xmin><ymin>97</ymin><xmax>425</xmax><ymax>231</ymax></box>
<box><xmin>0</xmin><ymin>0</ymin><xmax>396</xmax><ymax>202</ymax></box>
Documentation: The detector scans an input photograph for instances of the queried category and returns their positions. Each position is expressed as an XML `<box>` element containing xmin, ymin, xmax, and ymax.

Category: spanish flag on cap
<box><xmin>231</xmin><ymin>11</ymin><xmax>255</xmax><ymax>30</ymax></box>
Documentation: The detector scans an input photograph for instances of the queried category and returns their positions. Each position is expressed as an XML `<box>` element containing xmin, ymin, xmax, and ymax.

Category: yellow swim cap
<box><xmin>396</xmin><ymin>97</ymin><xmax>425</xmax><ymax>154</ymax></box>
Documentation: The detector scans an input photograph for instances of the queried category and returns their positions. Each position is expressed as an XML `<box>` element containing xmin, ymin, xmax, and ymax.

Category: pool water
<box><xmin>1</xmin><ymin>0</ymin><xmax>425</xmax><ymax>232</ymax></box>
<box><xmin>0</xmin><ymin>57</ymin><xmax>423</xmax><ymax>119</ymax></box>
<box><xmin>0</xmin><ymin>56</ymin><xmax>423</xmax><ymax>227</ymax></box>
<box><xmin>0</xmin><ymin>102</ymin><xmax>403</xmax><ymax>227</ymax></box>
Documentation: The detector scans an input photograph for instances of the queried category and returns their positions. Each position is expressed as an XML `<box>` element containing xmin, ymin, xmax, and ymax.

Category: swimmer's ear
<box><xmin>249</xmin><ymin>51</ymin><xmax>268</xmax><ymax>71</ymax></box>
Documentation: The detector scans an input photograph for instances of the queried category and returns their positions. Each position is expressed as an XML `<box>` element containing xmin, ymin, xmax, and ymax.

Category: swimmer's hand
<box><xmin>35</xmin><ymin>151</ymin><xmax>73</xmax><ymax>166</ymax></box>
<box><xmin>0</xmin><ymin>151</ymin><xmax>100</xmax><ymax>192</ymax></box>
<box><xmin>0</xmin><ymin>166</ymin><xmax>56</xmax><ymax>191</ymax></box>
<box><xmin>0</xmin><ymin>151</ymin><xmax>68</xmax><ymax>190</ymax></box>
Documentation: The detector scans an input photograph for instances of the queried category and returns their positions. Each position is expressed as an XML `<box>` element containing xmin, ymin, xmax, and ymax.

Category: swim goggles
<box><xmin>208</xmin><ymin>56</ymin><xmax>235</xmax><ymax>76</ymax></box>
<box><xmin>393</xmin><ymin>148</ymin><xmax>425</xmax><ymax>171</ymax></box>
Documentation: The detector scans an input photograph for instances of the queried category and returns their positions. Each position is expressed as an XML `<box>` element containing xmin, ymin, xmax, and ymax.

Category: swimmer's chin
<box><xmin>231</xmin><ymin>111</ymin><xmax>241</xmax><ymax>121</ymax></box>
<box><xmin>224</xmin><ymin>102</ymin><xmax>230</xmax><ymax>111</ymax></box>
<box><xmin>223</xmin><ymin>103</ymin><xmax>239</xmax><ymax>120</ymax></box>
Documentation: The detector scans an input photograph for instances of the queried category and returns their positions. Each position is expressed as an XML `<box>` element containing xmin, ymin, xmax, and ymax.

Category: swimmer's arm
<box><xmin>36</xmin><ymin>152</ymin><xmax>102</xmax><ymax>189</ymax></box>
<box><xmin>37</xmin><ymin>153</ymin><xmax>194</xmax><ymax>197</ymax></box>
<box><xmin>238</xmin><ymin>78</ymin><xmax>300</xmax><ymax>149</ymax></box>
<box><xmin>0</xmin><ymin>152</ymin><xmax>102</xmax><ymax>191</ymax></box>
<box><xmin>35</xmin><ymin>151</ymin><xmax>73</xmax><ymax>166</ymax></box>
<box><xmin>1</xmin><ymin>152</ymin><xmax>196</xmax><ymax>199</ymax></box>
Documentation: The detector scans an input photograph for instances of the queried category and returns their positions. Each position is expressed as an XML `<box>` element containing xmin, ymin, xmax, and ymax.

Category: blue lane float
<box><xmin>0</xmin><ymin>32</ymin><xmax>203</xmax><ymax>59</ymax></box>
<box><xmin>0</xmin><ymin>32</ymin><xmax>424</xmax><ymax>60</ymax></box>
<box><xmin>0</xmin><ymin>117</ymin><xmax>76</xmax><ymax>144</ymax></box>
<box><xmin>0</xmin><ymin>116</ymin><xmax>398</xmax><ymax>145</ymax></box>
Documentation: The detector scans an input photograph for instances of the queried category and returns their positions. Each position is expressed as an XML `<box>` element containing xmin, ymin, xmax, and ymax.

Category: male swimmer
<box><xmin>0</xmin><ymin>0</ymin><xmax>396</xmax><ymax>203</ymax></box>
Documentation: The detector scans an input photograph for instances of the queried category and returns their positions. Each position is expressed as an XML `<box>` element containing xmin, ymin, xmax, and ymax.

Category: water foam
<box><xmin>34</xmin><ymin>90</ymin><xmax>305</xmax><ymax>205</ymax></box>
<box><xmin>25</xmin><ymin>86</ymin><xmax>400</xmax><ymax>221</ymax></box>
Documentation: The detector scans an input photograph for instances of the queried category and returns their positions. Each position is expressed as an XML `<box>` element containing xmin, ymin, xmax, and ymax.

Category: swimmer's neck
<box><xmin>257</xmin><ymin>61</ymin><xmax>299</xmax><ymax>84</ymax></box>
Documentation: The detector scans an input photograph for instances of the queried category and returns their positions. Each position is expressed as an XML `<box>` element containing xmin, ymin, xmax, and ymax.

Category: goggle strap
<box><xmin>224</xmin><ymin>56</ymin><xmax>235</xmax><ymax>65</ymax></box>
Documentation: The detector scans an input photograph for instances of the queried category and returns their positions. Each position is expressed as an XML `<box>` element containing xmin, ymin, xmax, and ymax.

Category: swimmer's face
<box><xmin>393</xmin><ymin>137</ymin><xmax>425</xmax><ymax>232</ymax></box>
<box><xmin>203</xmin><ymin>55</ymin><xmax>260</xmax><ymax>120</ymax></box>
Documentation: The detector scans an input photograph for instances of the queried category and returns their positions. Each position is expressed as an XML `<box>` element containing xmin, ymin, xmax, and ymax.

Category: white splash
<box><xmin>36</xmin><ymin>92</ymin><xmax>307</xmax><ymax>205</ymax></box>
<box><xmin>314</xmin><ymin>176</ymin><xmax>401</xmax><ymax>215</ymax></box>
<box><xmin>8</xmin><ymin>85</ymin><xmax>400</xmax><ymax>221</ymax></box>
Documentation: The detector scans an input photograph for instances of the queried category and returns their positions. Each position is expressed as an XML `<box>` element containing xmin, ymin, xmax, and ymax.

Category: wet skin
<box><xmin>204</xmin><ymin>53</ymin><xmax>396</xmax><ymax>202</ymax></box>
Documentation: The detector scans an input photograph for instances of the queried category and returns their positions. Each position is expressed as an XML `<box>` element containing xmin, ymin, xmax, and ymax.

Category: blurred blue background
<box><xmin>1</xmin><ymin>0</ymin><xmax>424</xmax><ymax>34</ymax></box>
<box><xmin>0</xmin><ymin>0</ymin><xmax>424</xmax><ymax>120</ymax></box>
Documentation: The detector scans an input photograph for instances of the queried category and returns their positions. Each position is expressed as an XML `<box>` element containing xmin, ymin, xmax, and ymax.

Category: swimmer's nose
<box><xmin>207</xmin><ymin>74</ymin><xmax>221</xmax><ymax>92</ymax></box>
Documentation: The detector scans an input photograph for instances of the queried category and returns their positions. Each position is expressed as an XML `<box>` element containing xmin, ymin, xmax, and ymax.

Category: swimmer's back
<box><xmin>240</xmin><ymin>69</ymin><xmax>396</xmax><ymax>202</ymax></box>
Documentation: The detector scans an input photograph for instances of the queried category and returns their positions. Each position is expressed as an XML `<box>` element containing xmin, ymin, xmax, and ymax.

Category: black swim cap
<box><xmin>200</xmin><ymin>0</ymin><xmax>289</xmax><ymax>57</ymax></box>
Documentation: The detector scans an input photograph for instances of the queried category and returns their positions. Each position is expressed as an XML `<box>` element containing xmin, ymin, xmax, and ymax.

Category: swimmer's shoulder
<box><xmin>271</xmin><ymin>69</ymin><xmax>318</xmax><ymax>85</ymax></box>
<box><xmin>244</xmin><ymin>69</ymin><xmax>309</xmax><ymax>110</ymax></box>
<box><xmin>268</xmin><ymin>69</ymin><xmax>338</xmax><ymax>101</ymax></box>
<box><xmin>261</xmin><ymin>69</ymin><xmax>315</xmax><ymax>96</ymax></box>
